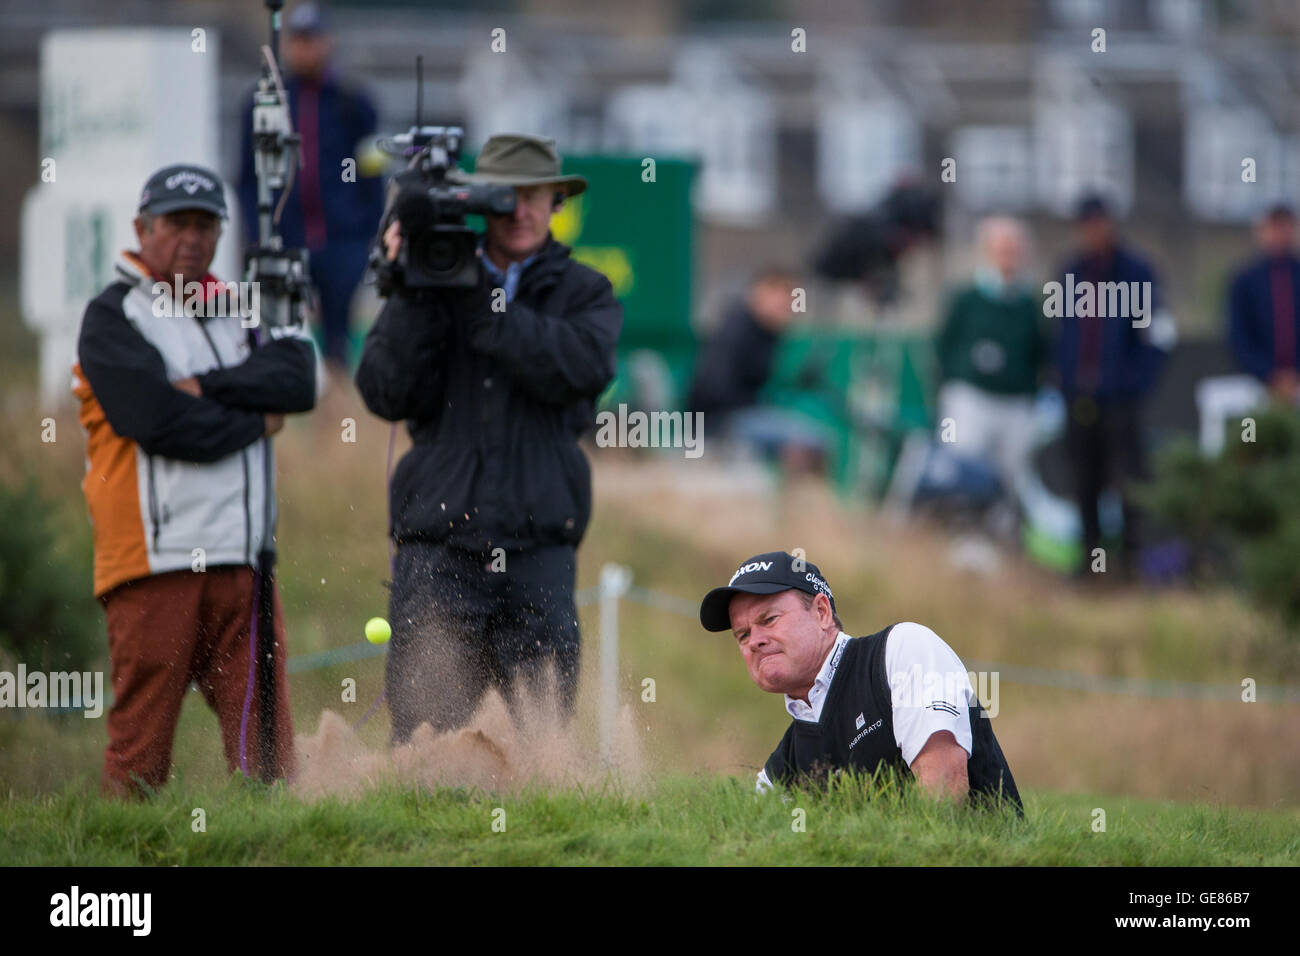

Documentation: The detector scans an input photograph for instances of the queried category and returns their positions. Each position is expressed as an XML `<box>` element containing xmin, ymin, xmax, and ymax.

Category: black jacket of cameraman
<box><xmin>355</xmin><ymin>235</ymin><xmax>622</xmax><ymax>551</ymax></box>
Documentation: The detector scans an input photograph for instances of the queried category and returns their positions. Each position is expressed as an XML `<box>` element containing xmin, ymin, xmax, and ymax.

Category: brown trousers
<box><xmin>99</xmin><ymin>566</ymin><xmax>295</xmax><ymax>797</ymax></box>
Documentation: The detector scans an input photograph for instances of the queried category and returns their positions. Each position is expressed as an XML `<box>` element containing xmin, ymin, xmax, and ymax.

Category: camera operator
<box><xmin>355</xmin><ymin>133</ymin><xmax>623</xmax><ymax>742</ymax></box>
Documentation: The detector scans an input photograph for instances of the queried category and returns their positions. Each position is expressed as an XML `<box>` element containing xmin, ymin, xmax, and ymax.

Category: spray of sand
<box><xmin>291</xmin><ymin>672</ymin><xmax>645</xmax><ymax>801</ymax></box>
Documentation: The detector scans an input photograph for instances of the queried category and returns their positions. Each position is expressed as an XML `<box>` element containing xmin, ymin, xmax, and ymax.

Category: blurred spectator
<box><xmin>1228</xmin><ymin>202</ymin><xmax>1300</xmax><ymax>405</ymax></box>
<box><xmin>1054</xmin><ymin>193</ymin><xmax>1168</xmax><ymax>578</ymax></box>
<box><xmin>933</xmin><ymin>216</ymin><xmax>1046</xmax><ymax>526</ymax></box>
<box><xmin>688</xmin><ymin>267</ymin><xmax>829</xmax><ymax>474</ymax></box>
<box><xmin>238</xmin><ymin>1</ymin><xmax>384</xmax><ymax>373</ymax></box>
<box><xmin>809</xmin><ymin>182</ymin><xmax>940</xmax><ymax>307</ymax></box>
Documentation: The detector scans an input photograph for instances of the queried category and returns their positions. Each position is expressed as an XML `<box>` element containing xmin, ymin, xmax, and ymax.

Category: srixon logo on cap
<box><xmin>729</xmin><ymin>561</ymin><xmax>772</xmax><ymax>585</ymax></box>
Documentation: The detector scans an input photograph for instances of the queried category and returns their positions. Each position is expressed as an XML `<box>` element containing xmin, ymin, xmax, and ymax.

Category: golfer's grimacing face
<box><xmin>730</xmin><ymin>589</ymin><xmax>828</xmax><ymax>695</ymax></box>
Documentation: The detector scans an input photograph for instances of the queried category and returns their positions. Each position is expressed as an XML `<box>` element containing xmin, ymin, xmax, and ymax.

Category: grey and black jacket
<box><xmin>74</xmin><ymin>250</ymin><xmax>318</xmax><ymax>597</ymax></box>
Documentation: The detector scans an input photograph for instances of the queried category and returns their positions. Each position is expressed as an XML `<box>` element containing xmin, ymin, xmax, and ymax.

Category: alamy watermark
<box><xmin>50</xmin><ymin>886</ymin><xmax>150</xmax><ymax>936</ymax></box>
<box><xmin>1042</xmin><ymin>274</ymin><xmax>1153</xmax><ymax>328</ymax></box>
<box><xmin>890</xmin><ymin>665</ymin><xmax>1000</xmax><ymax>718</ymax></box>
<box><xmin>0</xmin><ymin>664</ymin><xmax>104</xmax><ymax>718</ymax></box>
<box><xmin>151</xmin><ymin>274</ymin><xmax>261</xmax><ymax>327</ymax></box>
<box><xmin>594</xmin><ymin>403</ymin><xmax>704</xmax><ymax>459</ymax></box>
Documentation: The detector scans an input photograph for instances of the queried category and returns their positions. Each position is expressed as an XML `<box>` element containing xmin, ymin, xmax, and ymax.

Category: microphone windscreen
<box><xmin>391</xmin><ymin>187</ymin><xmax>436</xmax><ymax>234</ymax></box>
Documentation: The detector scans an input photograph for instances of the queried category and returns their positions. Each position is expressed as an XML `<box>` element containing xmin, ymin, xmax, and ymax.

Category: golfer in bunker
<box><xmin>699</xmin><ymin>551</ymin><xmax>1023</xmax><ymax>813</ymax></box>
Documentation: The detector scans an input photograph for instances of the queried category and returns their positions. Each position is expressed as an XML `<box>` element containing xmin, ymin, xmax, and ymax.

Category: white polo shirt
<box><xmin>756</xmin><ymin>623</ymin><xmax>975</xmax><ymax>793</ymax></box>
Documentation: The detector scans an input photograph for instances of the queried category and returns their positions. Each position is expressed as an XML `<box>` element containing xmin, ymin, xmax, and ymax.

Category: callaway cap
<box><xmin>137</xmin><ymin>164</ymin><xmax>228</xmax><ymax>220</ymax></box>
<box><xmin>699</xmin><ymin>550</ymin><xmax>837</xmax><ymax>632</ymax></box>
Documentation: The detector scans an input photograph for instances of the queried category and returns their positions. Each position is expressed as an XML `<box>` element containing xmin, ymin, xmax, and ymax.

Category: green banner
<box><xmin>464</xmin><ymin>152</ymin><xmax>697</xmax><ymax>350</ymax></box>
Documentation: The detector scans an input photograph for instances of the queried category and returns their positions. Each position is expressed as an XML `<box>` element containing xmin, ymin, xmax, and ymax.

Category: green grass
<box><xmin>3</xmin><ymin>773</ymin><xmax>1296</xmax><ymax>866</ymax></box>
<box><xmin>3</xmin><ymin>299</ymin><xmax>1299</xmax><ymax>862</ymax></box>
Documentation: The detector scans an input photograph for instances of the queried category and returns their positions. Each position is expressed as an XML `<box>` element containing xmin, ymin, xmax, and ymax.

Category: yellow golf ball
<box><xmin>364</xmin><ymin>617</ymin><xmax>391</xmax><ymax>645</ymax></box>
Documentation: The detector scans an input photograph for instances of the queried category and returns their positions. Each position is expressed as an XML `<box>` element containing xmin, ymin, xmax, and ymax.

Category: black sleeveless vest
<box><xmin>763</xmin><ymin>625</ymin><xmax>1024</xmax><ymax>815</ymax></box>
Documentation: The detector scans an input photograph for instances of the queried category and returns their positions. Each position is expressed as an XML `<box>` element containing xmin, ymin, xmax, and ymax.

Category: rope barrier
<box><xmin>9</xmin><ymin>576</ymin><xmax>1300</xmax><ymax>718</ymax></box>
<box><xmin>278</xmin><ymin>583</ymin><xmax>1300</xmax><ymax>705</ymax></box>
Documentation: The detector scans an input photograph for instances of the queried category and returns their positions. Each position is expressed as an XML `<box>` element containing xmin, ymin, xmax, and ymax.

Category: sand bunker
<box><xmin>292</xmin><ymin>681</ymin><xmax>644</xmax><ymax>801</ymax></box>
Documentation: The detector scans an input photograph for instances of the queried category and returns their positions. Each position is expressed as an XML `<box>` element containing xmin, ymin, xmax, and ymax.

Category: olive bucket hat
<box><xmin>464</xmin><ymin>133</ymin><xmax>587</xmax><ymax>197</ymax></box>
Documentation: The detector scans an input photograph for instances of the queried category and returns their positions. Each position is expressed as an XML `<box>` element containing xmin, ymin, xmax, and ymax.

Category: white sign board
<box><xmin>950</xmin><ymin>126</ymin><xmax>1033</xmax><ymax>212</ymax></box>
<box><xmin>1034</xmin><ymin>97</ymin><xmax>1133</xmax><ymax>217</ymax></box>
<box><xmin>1184</xmin><ymin>106</ymin><xmax>1300</xmax><ymax>222</ymax></box>
<box><xmin>816</xmin><ymin>99</ymin><xmax>920</xmax><ymax>214</ymax></box>
<box><xmin>605</xmin><ymin>81</ymin><xmax>775</xmax><ymax>226</ymax></box>
<box><xmin>22</xmin><ymin>28</ymin><xmax>237</xmax><ymax>404</ymax></box>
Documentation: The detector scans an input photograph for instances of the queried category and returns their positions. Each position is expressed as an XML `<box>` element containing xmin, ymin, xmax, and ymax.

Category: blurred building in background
<box><xmin>5</xmin><ymin>0</ymin><xmax>1300</xmax><ymax>573</ymax></box>
<box><xmin>3</xmin><ymin>0</ymin><xmax>1299</xmax><ymax>328</ymax></box>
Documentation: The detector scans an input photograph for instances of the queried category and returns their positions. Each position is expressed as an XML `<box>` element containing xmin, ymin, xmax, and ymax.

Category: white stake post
<box><xmin>598</xmin><ymin>563</ymin><xmax>632</xmax><ymax>766</ymax></box>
